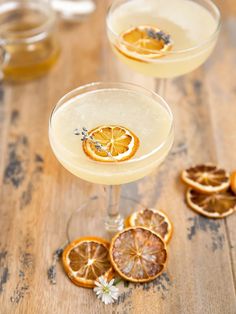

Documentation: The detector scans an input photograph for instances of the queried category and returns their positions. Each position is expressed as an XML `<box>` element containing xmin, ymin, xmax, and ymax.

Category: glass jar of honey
<box><xmin>0</xmin><ymin>0</ymin><xmax>60</xmax><ymax>81</ymax></box>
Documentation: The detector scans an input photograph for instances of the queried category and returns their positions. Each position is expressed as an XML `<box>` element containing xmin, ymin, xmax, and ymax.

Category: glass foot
<box><xmin>104</xmin><ymin>214</ymin><xmax>124</xmax><ymax>233</ymax></box>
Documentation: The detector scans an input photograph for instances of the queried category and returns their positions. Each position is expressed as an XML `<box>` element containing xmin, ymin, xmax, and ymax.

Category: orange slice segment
<box><xmin>62</xmin><ymin>237</ymin><xmax>113</xmax><ymax>288</ymax></box>
<box><xmin>117</xmin><ymin>25</ymin><xmax>173</xmax><ymax>61</ymax></box>
<box><xmin>110</xmin><ymin>227</ymin><xmax>167</xmax><ymax>283</ymax></box>
<box><xmin>182</xmin><ymin>164</ymin><xmax>230</xmax><ymax>194</ymax></box>
<box><xmin>186</xmin><ymin>188</ymin><xmax>236</xmax><ymax>218</ymax></box>
<box><xmin>126</xmin><ymin>208</ymin><xmax>173</xmax><ymax>243</ymax></box>
<box><xmin>82</xmin><ymin>125</ymin><xmax>139</xmax><ymax>162</ymax></box>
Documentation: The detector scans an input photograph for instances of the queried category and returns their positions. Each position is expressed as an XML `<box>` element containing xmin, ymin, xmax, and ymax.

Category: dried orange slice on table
<box><xmin>83</xmin><ymin>125</ymin><xmax>139</xmax><ymax>162</ymax></box>
<box><xmin>126</xmin><ymin>208</ymin><xmax>173</xmax><ymax>243</ymax></box>
<box><xmin>182</xmin><ymin>164</ymin><xmax>230</xmax><ymax>194</ymax></box>
<box><xmin>230</xmin><ymin>171</ymin><xmax>236</xmax><ymax>195</ymax></box>
<box><xmin>117</xmin><ymin>25</ymin><xmax>173</xmax><ymax>60</ymax></box>
<box><xmin>110</xmin><ymin>227</ymin><xmax>167</xmax><ymax>283</ymax></box>
<box><xmin>62</xmin><ymin>237</ymin><xmax>113</xmax><ymax>288</ymax></box>
<box><xmin>186</xmin><ymin>188</ymin><xmax>236</xmax><ymax>218</ymax></box>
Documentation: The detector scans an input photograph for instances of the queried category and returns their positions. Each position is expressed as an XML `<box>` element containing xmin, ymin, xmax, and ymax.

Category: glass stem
<box><xmin>156</xmin><ymin>78</ymin><xmax>167</xmax><ymax>98</ymax></box>
<box><xmin>105</xmin><ymin>185</ymin><xmax>123</xmax><ymax>232</ymax></box>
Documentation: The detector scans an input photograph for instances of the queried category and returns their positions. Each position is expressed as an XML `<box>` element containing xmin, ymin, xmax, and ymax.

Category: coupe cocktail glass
<box><xmin>49</xmin><ymin>82</ymin><xmax>174</xmax><ymax>236</ymax></box>
<box><xmin>106</xmin><ymin>0</ymin><xmax>221</xmax><ymax>94</ymax></box>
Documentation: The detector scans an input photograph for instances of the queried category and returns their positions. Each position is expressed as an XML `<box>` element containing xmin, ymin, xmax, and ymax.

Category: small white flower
<box><xmin>94</xmin><ymin>276</ymin><xmax>119</xmax><ymax>305</ymax></box>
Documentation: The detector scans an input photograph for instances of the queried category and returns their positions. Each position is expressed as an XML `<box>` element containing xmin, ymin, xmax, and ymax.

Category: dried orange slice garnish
<box><xmin>62</xmin><ymin>237</ymin><xmax>113</xmax><ymax>288</ymax></box>
<box><xmin>125</xmin><ymin>208</ymin><xmax>173</xmax><ymax>243</ymax></box>
<box><xmin>82</xmin><ymin>125</ymin><xmax>139</xmax><ymax>162</ymax></box>
<box><xmin>230</xmin><ymin>171</ymin><xmax>236</xmax><ymax>195</ymax></box>
<box><xmin>186</xmin><ymin>188</ymin><xmax>236</xmax><ymax>218</ymax></box>
<box><xmin>110</xmin><ymin>227</ymin><xmax>167</xmax><ymax>283</ymax></box>
<box><xmin>117</xmin><ymin>25</ymin><xmax>172</xmax><ymax>60</ymax></box>
<box><xmin>182</xmin><ymin>164</ymin><xmax>230</xmax><ymax>194</ymax></box>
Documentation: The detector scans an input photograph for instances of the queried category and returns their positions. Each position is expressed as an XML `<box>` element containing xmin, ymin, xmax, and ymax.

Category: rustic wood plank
<box><xmin>0</xmin><ymin>0</ymin><xmax>235</xmax><ymax>313</ymax></box>
<box><xmin>206</xmin><ymin>0</ymin><xmax>236</xmax><ymax>291</ymax></box>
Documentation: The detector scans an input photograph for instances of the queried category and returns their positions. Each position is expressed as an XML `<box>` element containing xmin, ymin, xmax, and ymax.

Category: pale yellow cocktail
<box><xmin>107</xmin><ymin>0</ymin><xmax>221</xmax><ymax>78</ymax></box>
<box><xmin>49</xmin><ymin>83</ymin><xmax>174</xmax><ymax>185</ymax></box>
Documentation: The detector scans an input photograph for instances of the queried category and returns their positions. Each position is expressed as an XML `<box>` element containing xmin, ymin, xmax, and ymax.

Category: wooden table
<box><xmin>0</xmin><ymin>1</ymin><xmax>236</xmax><ymax>313</ymax></box>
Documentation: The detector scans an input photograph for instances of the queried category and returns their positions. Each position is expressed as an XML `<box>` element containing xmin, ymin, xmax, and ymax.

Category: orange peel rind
<box><xmin>110</xmin><ymin>227</ymin><xmax>167</xmax><ymax>283</ymax></box>
<box><xmin>116</xmin><ymin>25</ymin><xmax>173</xmax><ymax>61</ymax></box>
<box><xmin>82</xmin><ymin>125</ymin><xmax>139</xmax><ymax>162</ymax></box>
<box><xmin>182</xmin><ymin>164</ymin><xmax>230</xmax><ymax>194</ymax></box>
<box><xmin>125</xmin><ymin>208</ymin><xmax>173</xmax><ymax>243</ymax></box>
<box><xmin>62</xmin><ymin>237</ymin><xmax>113</xmax><ymax>288</ymax></box>
<box><xmin>186</xmin><ymin>188</ymin><xmax>236</xmax><ymax>218</ymax></box>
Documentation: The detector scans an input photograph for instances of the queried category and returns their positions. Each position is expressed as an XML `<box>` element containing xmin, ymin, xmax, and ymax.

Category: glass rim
<box><xmin>0</xmin><ymin>0</ymin><xmax>56</xmax><ymax>45</ymax></box>
<box><xmin>49</xmin><ymin>81</ymin><xmax>174</xmax><ymax>165</ymax></box>
<box><xmin>106</xmin><ymin>0</ymin><xmax>221</xmax><ymax>57</ymax></box>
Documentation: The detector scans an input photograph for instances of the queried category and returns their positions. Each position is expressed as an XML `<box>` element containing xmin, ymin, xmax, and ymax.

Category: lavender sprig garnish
<box><xmin>147</xmin><ymin>29</ymin><xmax>172</xmax><ymax>45</ymax></box>
<box><xmin>74</xmin><ymin>127</ymin><xmax>116</xmax><ymax>160</ymax></box>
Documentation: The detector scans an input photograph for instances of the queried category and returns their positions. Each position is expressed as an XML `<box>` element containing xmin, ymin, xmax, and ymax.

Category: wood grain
<box><xmin>0</xmin><ymin>0</ymin><xmax>235</xmax><ymax>313</ymax></box>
